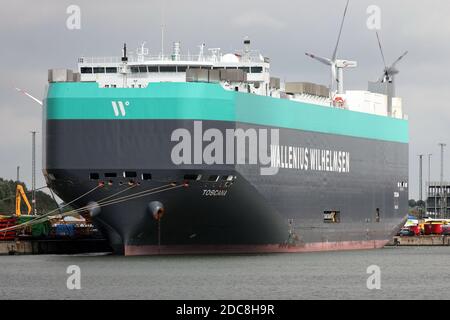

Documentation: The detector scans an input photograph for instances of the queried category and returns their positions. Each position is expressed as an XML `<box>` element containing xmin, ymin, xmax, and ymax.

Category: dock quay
<box><xmin>388</xmin><ymin>235</ymin><xmax>450</xmax><ymax>246</ymax></box>
<box><xmin>0</xmin><ymin>239</ymin><xmax>112</xmax><ymax>255</ymax></box>
<box><xmin>3</xmin><ymin>236</ymin><xmax>450</xmax><ymax>255</ymax></box>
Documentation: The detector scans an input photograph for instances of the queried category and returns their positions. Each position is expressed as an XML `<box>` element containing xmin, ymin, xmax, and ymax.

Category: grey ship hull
<box><xmin>45</xmin><ymin>119</ymin><xmax>408</xmax><ymax>255</ymax></box>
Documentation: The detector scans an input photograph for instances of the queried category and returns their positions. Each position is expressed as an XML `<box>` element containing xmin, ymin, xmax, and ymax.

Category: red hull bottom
<box><xmin>124</xmin><ymin>239</ymin><xmax>389</xmax><ymax>256</ymax></box>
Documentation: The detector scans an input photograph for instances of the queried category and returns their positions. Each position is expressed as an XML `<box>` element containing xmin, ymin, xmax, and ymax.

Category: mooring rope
<box><xmin>0</xmin><ymin>182</ymin><xmax>187</xmax><ymax>233</ymax></box>
<box><xmin>0</xmin><ymin>184</ymin><xmax>103</xmax><ymax>232</ymax></box>
<box><xmin>31</xmin><ymin>183</ymin><xmax>174</xmax><ymax>223</ymax></box>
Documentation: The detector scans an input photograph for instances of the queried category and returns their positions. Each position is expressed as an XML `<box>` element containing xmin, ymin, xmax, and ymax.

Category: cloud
<box><xmin>231</xmin><ymin>11</ymin><xmax>286</xmax><ymax>30</ymax></box>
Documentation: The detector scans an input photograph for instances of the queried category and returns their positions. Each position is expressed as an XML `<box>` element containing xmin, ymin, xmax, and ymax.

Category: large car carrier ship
<box><xmin>42</xmin><ymin>6</ymin><xmax>409</xmax><ymax>255</ymax></box>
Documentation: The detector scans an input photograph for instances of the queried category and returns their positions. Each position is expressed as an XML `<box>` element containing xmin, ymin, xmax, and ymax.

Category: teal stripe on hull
<box><xmin>46</xmin><ymin>82</ymin><xmax>409</xmax><ymax>143</ymax></box>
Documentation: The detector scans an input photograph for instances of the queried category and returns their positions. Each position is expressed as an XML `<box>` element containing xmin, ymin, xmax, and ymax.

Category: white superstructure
<box><xmin>73</xmin><ymin>39</ymin><xmax>404</xmax><ymax>119</ymax></box>
<box><xmin>78</xmin><ymin>40</ymin><xmax>269</xmax><ymax>93</ymax></box>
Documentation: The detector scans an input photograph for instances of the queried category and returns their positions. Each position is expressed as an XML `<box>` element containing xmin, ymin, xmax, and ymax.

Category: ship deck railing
<box><xmin>79</xmin><ymin>53</ymin><xmax>266</xmax><ymax>65</ymax></box>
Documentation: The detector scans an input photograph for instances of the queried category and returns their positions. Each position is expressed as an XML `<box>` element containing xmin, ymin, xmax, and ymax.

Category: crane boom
<box><xmin>15</xmin><ymin>185</ymin><xmax>32</xmax><ymax>216</ymax></box>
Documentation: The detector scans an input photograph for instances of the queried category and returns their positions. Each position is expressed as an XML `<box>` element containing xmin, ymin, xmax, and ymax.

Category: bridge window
<box><xmin>238</xmin><ymin>67</ymin><xmax>250</xmax><ymax>73</ymax></box>
<box><xmin>130</xmin><ymin>66</ymin><xmax>140</xmax><ymax>73</ymax></box>
<box><xmin>177</xmin><ymin>66</ymin><xmax>187</xmax><ymax>72</ymax></box>
<box><xmin>251</xmin><ymin>66</ymin><xmax>263</xmax><ymax>73</ymax></box>
<box><xmin>80</xmin><ymin>67</ymin><xmax>93</xmax><ymax>74</ymax></box>
<box><xmin>139</xmin><ymin>66</ymin><xmax>147</xmax><ymax>72</ymax></box>
<box><xmin>188</xmin><ymin>66</ymin><xmax>208</xmax><ymax>70</ymax></box>
<box><xmin>160</xmin><ymin>66</ymin><xmax>176</xmax><ymax>72</ymax></box>
<box><xmin>148</xmin><ymin>66</ymin><xmax>158</xmax><ymax>72</ymax></box>
<box><xmin>142</xmin><ymin>173</ymin><xmax>152</xmax><ymax>180</ymax></box>
<box><xmin>106</xmin><ymin>67</ymin><xmax>117</xmax><ymax>73</ymax></box>
<box><xmin>93</xmin><ymin>67</ymin><xmax>105</xmax><ymax>73</ymax></box>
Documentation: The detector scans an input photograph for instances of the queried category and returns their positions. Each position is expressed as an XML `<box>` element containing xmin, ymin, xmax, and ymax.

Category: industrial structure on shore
<box><xmin>426</xmin><ymin>182</ymin><xmax>450</xmax><ymax>217</ymax></box>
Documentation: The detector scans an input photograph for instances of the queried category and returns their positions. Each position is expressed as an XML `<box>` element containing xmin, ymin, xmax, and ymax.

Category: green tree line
<box><xmin>0</xmin><ymin>178</ymin><xmax>58</xmax><ymax>215</ymax></box>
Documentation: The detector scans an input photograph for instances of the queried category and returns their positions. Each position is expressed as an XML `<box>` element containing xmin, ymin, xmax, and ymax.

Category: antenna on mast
<box><xmin>121</xmin><ymin>43</ymin><xmax>128</xmax><ymax>88</ymax></box>
<box><xmin>243</xmin><ymin>36</ymin><xmax>251</xmax><ymax>62</ymax></box>
<box><xmin>121</xmin><ymin>43</ymin><xmax>128</xmax><ymax>62</ymax></box>
<box><xmin>161</xmin><ymin>25</ymin><xmax>164</xmax><ymax>58</ymax></box>
<box><xmin>160</xmin><ymin>3</ymin><xmax>165</xmax><ymax>58</ymax></box>
<box><xmin>198</xmin><ymin>43</ymin><xmax>206</xmax><ymax>61</ymax></box>
<box><xmin>137</xmin><ymin>42</ymin><xmax>149</xmax><ymax>62</ymax></box>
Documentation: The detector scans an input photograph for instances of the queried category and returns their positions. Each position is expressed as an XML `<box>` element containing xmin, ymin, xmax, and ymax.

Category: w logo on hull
<box><xmin>111</xmin><ymin>101</ymin><xmax>129</xmax><ymax>117</ymax></box>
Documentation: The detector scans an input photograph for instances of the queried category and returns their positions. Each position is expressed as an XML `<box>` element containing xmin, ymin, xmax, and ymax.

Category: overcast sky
<box><xmin>0</xmin><ymin>0</ymin><xmax>449</xmax><ymax>200</ymax></box>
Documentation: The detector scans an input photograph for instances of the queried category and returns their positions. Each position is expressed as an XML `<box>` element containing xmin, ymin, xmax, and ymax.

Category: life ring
<box><xmin>333</xmin><ymin>96</ymin><xmax>345</xmax><ymax>107</ymax></box>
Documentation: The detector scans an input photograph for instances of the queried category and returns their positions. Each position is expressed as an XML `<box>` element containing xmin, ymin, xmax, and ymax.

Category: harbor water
<box><xmin>0</xmin><ymin>246</ymin><xmax>449</xmax><ymax>300</ymax></box>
